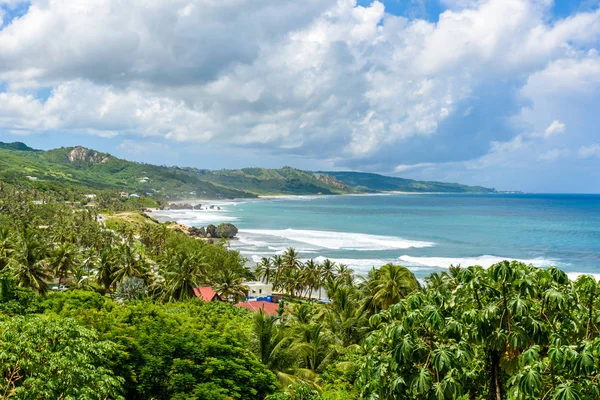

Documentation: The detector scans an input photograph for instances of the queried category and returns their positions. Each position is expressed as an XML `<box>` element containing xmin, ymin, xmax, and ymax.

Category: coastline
<box><xmin>166</xmin><ymin>191</ymin><xmax>479</xmax><ymax>205</ymax></box>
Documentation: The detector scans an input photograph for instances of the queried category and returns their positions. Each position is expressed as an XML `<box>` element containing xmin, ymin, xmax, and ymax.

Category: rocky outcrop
<box><xmin>67</xmin><ymin>146</ymin><xmax>110</xmax><ymax>164</ymax></box>
<box><xmin>313</xmin><ymin>173</ymin><xmax>351</xmax><ymax>190</ymax></box>
<box><xmin>206</xmin><ymin>224</ymin><xmax>217</xmax><ymax>238</ymax></box>
<box><xmin>189</xmin><ymin>223</ymin><xmax>237</xmax><ymax>239</ymax></box>
<box><xmin>169</xmin><ymin>203</ymin><xmax>201</xmax><ymax>210</ymax></box>
<box><xmin>216</xmin><ymin>223</ymin><xmax>238</xmax><ymax>239</ymax></box>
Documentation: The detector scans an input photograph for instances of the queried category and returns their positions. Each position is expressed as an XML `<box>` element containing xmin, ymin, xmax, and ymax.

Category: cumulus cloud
<box><xmin>578</xmin><ymin>144</ymin><xmax>600</xmax><ymax>159</ymax></box>
<box><xmin>538</xmin><ymin>148</ymin><xmax>569</xmax><ymax>162</ymax></box>
<box><xmin>0</xmin><ymin>0</ymin><xmax>599</xmax><ymax>190</ymax></box>
<box><xmin>544</xmin><ymin>120</ymin><xmax>565</xmax><ymax>137</ymax></box>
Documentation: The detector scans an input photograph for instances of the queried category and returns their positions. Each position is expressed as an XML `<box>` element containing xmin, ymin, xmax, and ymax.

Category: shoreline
<box><xmin>166</xmin><ymin>191</ymin><xmax>502</xmax><ymax>205</ymax></box>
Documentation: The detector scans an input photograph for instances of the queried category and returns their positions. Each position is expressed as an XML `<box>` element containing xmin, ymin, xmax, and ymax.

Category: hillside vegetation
<box><xmin>0</xmin><ymin>142</ymin><xmax>495</xmax><ymax>199</ymax></box>
<box><xmin>322</xmin><ymin>171</ymin><xmax>496</xmax><ymax>193</ymax></box>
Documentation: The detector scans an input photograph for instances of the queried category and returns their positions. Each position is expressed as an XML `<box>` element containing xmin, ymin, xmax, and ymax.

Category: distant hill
<box><xmin>321</xmin><ymin>171</ymin><xmax>496</xmax><ymax>193</ymax></box>
<box><xmin>0</xmin><ymin>141</ymin><xmax>39</xmax><ymax>152</ymax></box>
<box><xmin>0</xmin><ymin>142</ymin><xmax>496</xmax><ymax>198</ymax></box>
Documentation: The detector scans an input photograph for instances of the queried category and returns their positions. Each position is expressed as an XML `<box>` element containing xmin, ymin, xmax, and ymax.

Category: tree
<box><xmin>214</xmin><ymin>270</ymin><xmax>247</xmax><ymax>302</ymax></box>
<box><xmin>0</xmin><ymin>315</ymin><xmax>124</xmax><ymax>399</ymax></box>
<box><xmin>362</xmin><ymin>263</ymin><xmax>418</xmax><ymax>312</ymax></box>
<box><xmin>11</xmin><ymin>229</ymin><xmax>51</xmax><ymax>295</ymax></box>
<box><xmin>302</xmin><ymin>259</ymin><xmax>321</xmax><ymax>300</ymax></box>
<box><xmin>160</xmin><ymin>250</ymin><xmax>208</xmax><ymax>301</ymax></box>
<box><xmin>256</xmin><ymin>257</ymin><xmax>275</xmax><ymax>284</ymax></box>
<box><xmin>48</xmin><ymin>242</ymin><xmax>81</xmax><ymax>285</ymax></box>
<box><xmin>112</xmin><ymin>243</ymin><xmax>144</xmax><ymax>283</ymax></box>
<box><xmin>95</xmin><ymin>246</ymin><xmax>117</xmax><ymax>292</ymax></box>
<box><xmin>0</xmin><ymin>226</ymin><xmax>15</xmax><ymax>271</ymax></box>
<box><xmin>358</xmin><ymin>262</ymin><xmax>600</xmax><ymax>399</ymax></box>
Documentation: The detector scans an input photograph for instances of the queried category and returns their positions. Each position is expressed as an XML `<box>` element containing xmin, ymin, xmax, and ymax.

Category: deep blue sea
<box><xmin>154</xmin><ymin>194</ymin><xmax>600</xmax><ymax>280</ymax></box>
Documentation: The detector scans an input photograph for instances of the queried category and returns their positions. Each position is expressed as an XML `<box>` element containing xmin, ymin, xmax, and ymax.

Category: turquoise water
<box><xmin>155</xmin><ymin>194</ymin><xmax>600</xmax><ymax>279</ymax></box>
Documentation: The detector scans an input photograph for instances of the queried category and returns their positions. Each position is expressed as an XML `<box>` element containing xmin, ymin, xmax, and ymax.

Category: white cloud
<box><xmin>538</xmin><ymin>148</ymin><xmax>569</xmax><ymax>162</ymax></box>
<box><xmin>394</xmin><ymin>162</ymin><xmax>437</xmax><ymax>173</ymax></box>
<box><xmin>0</xmin><ymin>0</ymin><xmax>599</xmax><ymax>176</ymax></box>
<box><xmin>578</xmin><ymin>144</ymin><xmax>600</xmax><ymax>159</ymax></box>
<box><xmin>544</xmin><ymin>120</ymin><xmax>565</xmax><ymax>137</ymax></box>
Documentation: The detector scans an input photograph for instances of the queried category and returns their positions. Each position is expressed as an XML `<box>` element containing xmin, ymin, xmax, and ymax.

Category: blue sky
<box><xmin>1</xmin><ymin>0</ymin><xmax>600</xmax><ymax>192</ymax></box>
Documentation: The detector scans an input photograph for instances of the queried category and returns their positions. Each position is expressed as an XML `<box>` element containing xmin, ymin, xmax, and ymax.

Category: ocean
<box><xmin>153</xmin><ymin>193</ymin><xmax>600</xmax><ymax>280</ymax></box>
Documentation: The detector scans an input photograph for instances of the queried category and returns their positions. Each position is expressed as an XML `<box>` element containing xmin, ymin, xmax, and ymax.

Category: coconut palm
<box><xmin>160</xmin><ymin>250</ymin><xmax>208</xmax><ymax>301</ymax></box>
<box><xmin>255</xmin><ymin>257</ymin><xmax>275</xmax><ymax>284</ymax></box>
<box><xmin>320</xmin><ymin>259</ymin><xmax>336</xmax><ymax>284</ymax></box>
<box><xmin>48</xmin><ymin>243</ymin><xmax>81</xmax><ymax>285</ymax></box>
<box><xmin>151</xmin><ymin>223</ymin><xmax>170</xmax><ymax>255</ymax></box>
<box><xmin>12</xmin><ymin>229</ymin><xmax>51</xmax><ymax>294</ymax></box>
<box><xmin>302</xmin><ymin>259</ymin><xmax>321</xmax><ymax>300</ymax></box>
<box><xmin>0</xmin><ymin>226</ymin><xmax>15</xmax><ymax>271</ymax></box>
<box><xmin>363</xmin><ymin>264</ymin><xmax>419</xmax><ymax>312</ymax></box>
<box><xmin>252</xmin><ymin>309</ymin><xmax>318</xmax><ymax>389</ymax></box>
<box><xmin>112</xmin><ymin>243</ymin><xmax>144</xmax><ymax>283</ymax></box>
<box><xmin>271</xmin><ymin>255</ymin><xmax>285</xmax><ymax>291</ymax></box>
<box><xmin>94</xmin><ymin>247</ymin><xmax>117</xmax><ymax>292</ymax></box>
<box><xmin>214</xmin><ymin>270</ymin><xmax>247</xmax><ymax>302</ymax></box>
<box><xmin>283</xmin><ymin>248</ymin><xmax>302</xmax><ymax>272</ymax></box>
<box><xmin>335</xmin><ymin>263</ymin><xmax>354</xmax><ymax>286</ymax></box>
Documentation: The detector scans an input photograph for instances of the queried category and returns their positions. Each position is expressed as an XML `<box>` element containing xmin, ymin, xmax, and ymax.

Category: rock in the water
<box><xmin>189</xmin><ymin>226</ymin><xmax>206</xmax><ymax>237</ymax></box>
<box><xmin>216</xmin><ymin>223</ymin><xmax>238</xmax><ymax>238</ymax></box>
<box><xmin>169</xmin><ymin>203</ymin><xmax>194</xmax><ymax>210</ymax></box>
<box><xmin>206</xmin><ymin>224</ymin><xmax>217</xmax><ymax>238</ymax></box>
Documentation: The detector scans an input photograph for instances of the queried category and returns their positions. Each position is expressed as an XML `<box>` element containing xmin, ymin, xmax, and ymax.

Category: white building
<box><xmin>244</xmin><ymin>281</ymin><xmax>273</xmax><ymax>300</ymax></box>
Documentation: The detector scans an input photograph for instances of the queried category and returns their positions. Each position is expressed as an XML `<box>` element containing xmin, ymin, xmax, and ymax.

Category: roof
<box><xmin>235</xmin><ymin>301</ymin><xmax>280</xmax><ymax>315</ymax></box>
<box><xmin>193</xmin><ymin>286</ymin><xmax>220</xmax><ymax>302</ymax></box>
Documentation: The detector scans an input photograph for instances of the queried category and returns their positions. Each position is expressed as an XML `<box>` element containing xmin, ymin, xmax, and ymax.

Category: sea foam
<box><xmin>398</xmin><ymin>255</ymin><xmax>555</xmax><ymax>269</ymax></box>
<box><xmin>240</xmin><ymin>229</ymin><xmax>434</xmax><ymax>251</ymax></box>
<box><xmin>152</xmin><ymin>209</ymin><xmax>238</xmax><ymax>225</ymax></box>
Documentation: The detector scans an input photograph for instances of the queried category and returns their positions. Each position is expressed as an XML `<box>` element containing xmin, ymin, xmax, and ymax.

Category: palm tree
<box><xmin>161</xmin><ymin>250</ymin><xmax>208</xmax><ymax>301</ymax></box>
<box><xmin>252</xmin><ymin>309</ymin><xmax>317</xmax><ymax>388</ymax></box>
<box><xmin>151</xmin><ymin>223</ymin><xmax>170</xmax><ymax>255</ymax></box>
<box><xmin>320</xmin><ymin>259</ymin><xmax>336</xmax><ymax>283</ymax></box>
<box><xmin>272</xmin><ymin>255</ymin><xmax>285</xmax><ymax>291</ymax></box>
<box><xmin>49</xmin><ymin>243</ymin><xmax>81</xmax><ymax>285</ymax></box>
<box><xmin>302</xmin><ymin>259</ymin><xmax>321</xmax><ymax>300</ymax></box>
<box><xmin>0</xmin><ymin>226</ymin><xmax>15</xmax><ymax>271</ymax></box>
<box><xmin>94</xmin><ymin>247</ymin><xmax>117</xmax><ymax>292</ymax></box>
<box><xmin>112</xmin><ymin>243</ymin><xmax>144</xmax><ymax>284</ymax></box>
<box><xmin>214</xmin><ymin>270</ymin><xmax>247</xmax><ymax>302</ymax></box>
<box><xmin>283</xmin><ymin>248</ymin><xmax>302</xmax><ymax>272</ymax></box>
<box><xmin>12</xmin><ymin>229</ymin><xmax>51</xmax><ymax>294</ymax></box>
<box><xmin>363</xmin><ymin>264</ymin><xmax>418</xmax><ymax>312</ymax></box>
<box><xmin>324</xmin><ymin>285</ymin><xmax>368</xmax><ymax>347</ymax></box>
<box><xmin>255</xmin><ymin>257</ymin><xmax>275</xmax><ymax>284</ymax></box>
<box><xmin>335</xmin><ymin>263</ymin><xmax>354</xmax><ymax>286</ymax></box>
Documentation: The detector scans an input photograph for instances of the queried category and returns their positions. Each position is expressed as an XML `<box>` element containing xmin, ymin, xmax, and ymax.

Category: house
<box><xmin>129</xmin><ymin>194</ymin><xmax>140</xmax><ymax>198</ymax></box>
<box><xmin>85</xmin><ymin>194</ymin><xmax>97</xmax><ymax>200</ymax></box>
<box><xmin>244</xmin><ymin>281</ymin><xmax>273</xmax><ymax>302</ymax></box>
<box><xmin>139</xmin><ymin>177</ymin><xmax>149</xmax><ymax>183</ymax></box>
<box><xmin>119</xmin><ymin>192</ymin><xmax>129</xmax><ymax>198</ymax></box>
<box><xmin>193</xmin><ymin>286</ymin><xmax>222</xmax><ymax>302</ymax></box>
<box><xmin>235</xmin><ymin>300</ymin><xmax>281</xmax><ymax>315</ymax></box>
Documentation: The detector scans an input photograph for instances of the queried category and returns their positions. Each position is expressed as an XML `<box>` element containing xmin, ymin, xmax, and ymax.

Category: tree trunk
<box><xmin>490</xmin><ymin>351</ymin><xmax>503</xmax><ymax>400</ymax></box>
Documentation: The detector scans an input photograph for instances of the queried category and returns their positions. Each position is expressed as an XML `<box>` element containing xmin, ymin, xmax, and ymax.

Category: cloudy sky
<box><xmin>0</xmin><ymin>0</ymin><xmax>599</xmax><ymax>192</ymax></box>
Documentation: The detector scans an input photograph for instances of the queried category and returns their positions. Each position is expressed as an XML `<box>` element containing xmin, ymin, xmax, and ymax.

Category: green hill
<box><xmin>321</xmin><ymin>171</ymin><xmax>496</xmax><ymax>193</ymax></box>
<box><xmin>0</xmin><ymin>142</ymin><xmax>496</xmax><ymax>198</ymax></box>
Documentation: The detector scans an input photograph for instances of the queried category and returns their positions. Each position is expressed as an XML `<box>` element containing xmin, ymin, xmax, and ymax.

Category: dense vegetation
<box><xmin>1</xmin><ymin>179</ymin><xmax>598</xmax><ymax>400</ymax></box>
<box><xmin>321</xmin><ymin>171</ymin><xmax>497</xmax><ymax>193</ymax></box>
<box><xmin>0</xmin><ymin>142</ymin><xmax>495</xmax><ymax>199</ymax></box>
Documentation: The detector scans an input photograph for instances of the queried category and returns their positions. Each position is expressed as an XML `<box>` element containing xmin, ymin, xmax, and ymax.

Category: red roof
<box><xmin>235</xmin><ymin>301</ymin><xmax>280</xmax><ymax>315</ymax></box>
<box><xmin>193</xmin><ymin>287</ymin><xmax>220</xmax><ymax>302</ymax></box>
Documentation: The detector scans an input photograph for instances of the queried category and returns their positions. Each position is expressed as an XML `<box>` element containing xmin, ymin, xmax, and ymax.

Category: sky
<box><xmin>0</xmin><ymin>0</ymin><xmax>599</xmax><ymax>193</ymax></box>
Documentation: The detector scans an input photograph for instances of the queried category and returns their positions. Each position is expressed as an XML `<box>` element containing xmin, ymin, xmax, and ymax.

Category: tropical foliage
<box><xmin>0</xmin><ymin>180</ymin><xmax>598</xmax><ymax>400</ymax></box>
